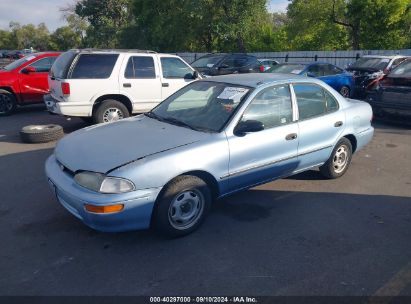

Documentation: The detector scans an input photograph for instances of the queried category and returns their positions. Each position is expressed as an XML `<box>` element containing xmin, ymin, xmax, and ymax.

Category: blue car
<box><xmin>268</xmin><ymin>62</ymin><xmax>355</xmax><ymax>98</ymax></box>
<box><xmin>45</xmin><ymin>74</ymin><xmax>373</xmax><ymax>237</ymax></box>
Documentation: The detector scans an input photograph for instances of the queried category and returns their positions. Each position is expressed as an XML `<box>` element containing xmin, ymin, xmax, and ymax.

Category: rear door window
<box><xmin>125</xmin><ymin>56</ymin><xmax>156</xmax><ymax>79</ymax></box>
<box><xmin>70</xmin><ymin>54</ymin><xmax>119</xmax><ymax>79</ymax></box>
<box><xmin>293</xmin><ymin>83</ymin><xmax>338</xmax><ymax>120</ymax></box>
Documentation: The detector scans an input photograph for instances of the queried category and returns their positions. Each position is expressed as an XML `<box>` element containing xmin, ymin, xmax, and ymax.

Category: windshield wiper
<box><xmin>162</xmin><ymin>117</ymin><xmax>201</xmax><ymax>131</ymax></box>
<box><xmin>144</xmin><ymin>111</ymin><xmax>164</xmax><ymax>121</ymax></box>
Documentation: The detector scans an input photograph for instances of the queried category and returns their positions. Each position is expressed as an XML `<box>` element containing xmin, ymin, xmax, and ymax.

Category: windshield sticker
<box><xmin>381</xmin><ymin>59</ymin><xmax>390</xmax><ymax>63</ymax></box>
<box><xmin>24</xmin><ymin>55</ymin><xmax>35</xmax><ymax>61</ymax></box>
<box><xmin>291</xmin><ymin>69</ymin><xmax>302</xmax><ymax>74</ymax></box>
<box><xmin>206</xmin><ymin>63</ymin><xmax>214</xmax><ymax>68</ymax></box>
<box><xmin>217</xmin><ymin>87</ymin><xmax>249</xmax><ymax>103</ymax></box>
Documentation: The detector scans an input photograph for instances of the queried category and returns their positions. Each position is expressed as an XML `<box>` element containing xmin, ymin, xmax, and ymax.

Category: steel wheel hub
<box><xmin>103</xmin><ymin>108</ymin><xmax>124</xmax><ymax>123</ymax></box>
<box><xmin>168</xmin><ymin>190</ymin><xmax>204</xmax><ymax>230</ymax></box>
<box><xmin>333</xmin><ymin>145</ymin><xmax>349</xmax><ymax>173</ymax></box>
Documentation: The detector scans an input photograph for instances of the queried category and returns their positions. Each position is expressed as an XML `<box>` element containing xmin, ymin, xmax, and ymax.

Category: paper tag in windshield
<box><xmin>25</xmin><ymin>55</ymin><xmax>35</xmax><ymax>61</ymax></box>
<box><xmin>217</xmin><ymin>87</ymin><xmax>249</xmax><ymax>103</ymax></box>
<box><xmin>291</xmin><ymin>69</ymin><xmax>302</xmax><ymax>74</ymax></box>
<box><xmin>206</xmin><ymin>63</ymin><xmax>214</xmax><ymax>68</ymax></box>
<box><xmin>381</xmin><ymin>59</ymin><xmax>390</xmax><ymax>63</ymax></box>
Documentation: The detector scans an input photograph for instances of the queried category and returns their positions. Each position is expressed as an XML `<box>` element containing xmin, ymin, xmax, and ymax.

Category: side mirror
<box><xmin>234</xmin><ymin>120</ymin><xmax>264</xmax><ymax>136</ymax></box>
<box><xmin>21</xmin><ymin>66</ymin><xmax>36</xmax><ymax>74</ymax></box>
<box><xmin>193</xmin><ymin>70</ymin><xmax>199</xmax><ymax>79</ymax></box>
<box><xmin>306</xmin><ymin>72</ymin><xmax>316</xmax><ymax>77</ymax></box>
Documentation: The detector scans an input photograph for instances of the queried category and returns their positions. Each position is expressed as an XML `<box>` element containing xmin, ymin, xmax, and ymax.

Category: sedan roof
<box><xmin>203</xmin><ymin>73</ymin><xmax>306</xmax><ymax>88</ymax></box>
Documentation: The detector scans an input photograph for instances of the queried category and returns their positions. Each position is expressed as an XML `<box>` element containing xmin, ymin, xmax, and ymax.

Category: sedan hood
<box><xmin>55</xmin><ymin>115</ymin><xmax>209</xmax><ymax>173</ymax></box>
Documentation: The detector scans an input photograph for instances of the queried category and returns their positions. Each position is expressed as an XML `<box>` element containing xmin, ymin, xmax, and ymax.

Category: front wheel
<box><xmin>319</xmin><ymin>138</ymin><xmax>352</xmax><ymax>179</ymax></box>
<box><xmin>93</xmin><ymin>99</ymin><xmax>130</xmax><ymax>124</ymax></box>
<box><xmin>152</xmin><ymin>175</ymin><xmax>211</xmax><ymax>237</ymax></box>
<box><xmin>340</xmin><ymin>86</ymin><xmax>351</xmax><ymax>98</ymax></box>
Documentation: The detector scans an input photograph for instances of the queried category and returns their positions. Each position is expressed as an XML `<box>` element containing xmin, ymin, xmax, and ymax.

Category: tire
<box><xmin>340</xmin><ymin>86</ymin><xmax>351</xmax><ymax>98</ymax></box>
<box><xmin>93</xmin><ymin>99</ymin><xmax>130</xmax><ymax>124</ymax></box>
<box><xmin>319</xmin><ymin>138</ymin><xmax>352</xmax><ymax>179</ymax></box>
<box><xmin>152</xmin><ymin>175</ymin><xmax>211</xmax><ymax>238</ymax></box>
<box><xmin>0</xmin><ymin>90</ymin><xmax>17</xmax><ymax>116</ymax></box>
<box><xmin>20</xmin><ymin>124</ymin><xmax>64</xmax><ymax>143</ymax></box>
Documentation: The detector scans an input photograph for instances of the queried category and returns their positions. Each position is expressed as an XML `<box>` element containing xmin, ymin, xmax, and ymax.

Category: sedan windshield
<box><xmin>191</xmin><ymin>55</ymin><xmax>225</xmax><ymax>68</ymax></box>
<box><xmin>349</xmin><ymin>57</ymin><xmax>390</xmax><ymax>71</ymax></box>
<box><xmin>2</xmin><ymin>56</ymin><xmax>34</xmax><ymax>71</ymax></box>
<box><xmin>269</xmin><ymin>64</ymin><xmax>306</xmax><ymax>74</ymax></box>
<box><xmin>390</xmin><ymin>60</ymin><xmax>411</xmax><ymax>77</ymax></box>
<box><xmin>149</xmin><ymin>81</ymin><xmax>251</xmax><ymax>132</ymax></box>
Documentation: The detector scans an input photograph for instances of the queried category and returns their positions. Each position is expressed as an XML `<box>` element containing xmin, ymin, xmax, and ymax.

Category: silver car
<box><xmin>45</xmin><ymin>74</ymin><xmax>374</xmax><ymax>237</ymax></box>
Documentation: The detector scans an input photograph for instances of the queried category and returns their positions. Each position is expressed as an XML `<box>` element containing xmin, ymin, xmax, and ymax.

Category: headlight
<box><xmin>74</xmin><ymin>171</ymin><xmax>135</xmax><ymax>193</ymax></box>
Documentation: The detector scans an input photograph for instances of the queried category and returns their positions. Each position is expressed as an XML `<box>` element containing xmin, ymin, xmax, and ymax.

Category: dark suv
<box><xmin>191</xmin><ymin>53</ymin><xmax>262</xmax><ymax>76</ymax></box>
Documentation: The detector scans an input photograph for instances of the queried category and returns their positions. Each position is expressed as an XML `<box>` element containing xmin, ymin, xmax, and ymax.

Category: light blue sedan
<box><xmin>45</xmin><ymin>74</ymin><xmax>374</xmax><ymax>237</ymax></box>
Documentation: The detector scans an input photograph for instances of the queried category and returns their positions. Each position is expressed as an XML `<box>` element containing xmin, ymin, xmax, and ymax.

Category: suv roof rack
<box><xmin>69</xmin><ymin>48</ymin><xmax>157</xmax><ymax>54</ymax></box>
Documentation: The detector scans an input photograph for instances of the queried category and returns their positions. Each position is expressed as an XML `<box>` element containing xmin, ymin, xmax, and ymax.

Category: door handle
<box><xmin>162</xmin><ymin>83</ymin><xmax>169</xmax><ymax>87</ymax></box>
<box><xmin>123</xmin><ymin>83</ymin><xmax>131</xmax><ymax>88</ymax></box>
<box><xmin>334</xmin><ymin>121</ymin><xmax>343</xmax><ymax>127</ymax></box>
<box><xmin>285</xmin><ymin>133</ymin><xmax>298</xmax><ymax>141</ymax></box>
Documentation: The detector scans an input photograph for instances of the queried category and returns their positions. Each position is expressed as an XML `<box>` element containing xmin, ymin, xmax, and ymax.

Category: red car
<box><xmin>0</xmin><ymin>52</ymin><xmax>61</xmax><ymax>115</ymax></box>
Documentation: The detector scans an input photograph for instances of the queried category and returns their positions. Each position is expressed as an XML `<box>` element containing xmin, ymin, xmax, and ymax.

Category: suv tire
<box><xmin>20</xmin><ymin>124</ymin><xmax>64</xmax><ymax>143</ymax></box>
<box><xmin>93</xmin><ymin>99</ymin><xmax>130</xmax><ymax>124</ymax></box>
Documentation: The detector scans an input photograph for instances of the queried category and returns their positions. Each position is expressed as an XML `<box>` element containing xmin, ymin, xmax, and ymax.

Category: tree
<box><xmin>124</xmin><ymin>0</ymin><xmax>270</xmax><ymax>52</ymax></box>
<box><xmin>9</xmin><ymin>22</ymin><xmax>52</xmax><ymax>51</ymax></box>
<box><xmin>286</xmin><ymin>0</ymin><xmax>349</xmax><ymax>51</ymax></box>
<box><xmin>332</xmin><ymin>0</ymin><xmax>410</xmax><ymax>49</ymax></box>
<box><xmin>75</xmin><ymin>0</ymin><xmax>132</xmax><ymax>48</ymax></box>
<box><xmin>50</xmin><ymin>26</ymin><xmax>82</xmax><ymax>51</ymax></box>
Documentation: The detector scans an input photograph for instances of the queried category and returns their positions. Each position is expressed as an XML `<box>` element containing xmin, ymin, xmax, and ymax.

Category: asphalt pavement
<box><xmin>0</xmin><ymin>106</ymin><xmax>410</xmax><ymax>297</ymax></box>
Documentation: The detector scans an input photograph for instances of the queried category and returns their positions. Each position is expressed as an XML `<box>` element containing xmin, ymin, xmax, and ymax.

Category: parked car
<box><xmin>44</xmin><ymin>49</ymin><xmax>199</xmax><ymax>124</ymax></box>
<box><xmin>5</xmin><ymin>50</ymin><xmax>25</xmax><ymax>59</ymax></box>
<box><xmin>46</xmin><ymin>73</ymin><xmax>374</xmax><ymax>237</ymax></box>
<box><xmin>0</xmin><ymin>52</ymin><xmax>61</xmax><ymax>115</ymax></box>
<box><xmin>267</xmin><ymin>62</ymin><xmax>354</xmax><ymax>97</ymax></box>
<box><xmin>346</xmin><ymin>55</ymin><xmax>409</xmax><ymax>98</ymax></box>
<box><xmin>258</xmin><ymin>58</ymin><xmax>279</xmax><ymax>72</ymax></box>
<box><xmin>366</xmin><ymin>58</ymin><xmax>411</xmax><ymax>122</ymax></box>
<box><xmin>191</xmin><ymin>53</ymin><xmax>262</xmax><ymax>76</ymax></box>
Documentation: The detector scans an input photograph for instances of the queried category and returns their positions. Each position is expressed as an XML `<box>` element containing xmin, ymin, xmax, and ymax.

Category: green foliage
<box><xmin>0</xmin><ymin>0</ymin><xmax>410</xmax><ymax>52</ymax></box>
<box><xmin>75</xmin><ymin>0</ymin><xmax>132</xmax><ymax>48</ymax></box>
<box><xmin>50</xmin><ymin>26</ymin><xmax>82</xmax><ymax>51</ymax></box>
<box><xmin>286</xmin><ymin>0</ymin><xmax>349</xmax><ymax>50</ymax></box>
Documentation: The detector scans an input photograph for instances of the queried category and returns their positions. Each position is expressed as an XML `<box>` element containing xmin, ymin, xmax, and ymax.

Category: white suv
<box><xmin>45</xmin><ymin>49</ymin><xmax>199</xmax><ymax>123</ymax></box>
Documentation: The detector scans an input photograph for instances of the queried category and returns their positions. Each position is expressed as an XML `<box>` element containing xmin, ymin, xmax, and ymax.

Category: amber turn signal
<box><xmin>84</xmin><ymin>203</ymin><xmax>124</xmax><ymax>214</ymax></box>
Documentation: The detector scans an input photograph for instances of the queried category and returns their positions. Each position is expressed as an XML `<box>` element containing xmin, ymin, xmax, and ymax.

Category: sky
<box><xmin>0</xmin><ymin>0</ymin><xmax>289</xmax><ymax>32</ymax></box>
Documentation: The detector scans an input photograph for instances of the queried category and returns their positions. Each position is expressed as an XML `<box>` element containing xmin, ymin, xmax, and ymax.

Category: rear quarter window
<box><xmin>70</xmin><ymin>54</ymin><xmax>119</xmax><ymax>79</ymax></box>
<box><xmin>50</xmin><ymin>51</ymin><xmax>76</xmax><ymax>79</ymax></box>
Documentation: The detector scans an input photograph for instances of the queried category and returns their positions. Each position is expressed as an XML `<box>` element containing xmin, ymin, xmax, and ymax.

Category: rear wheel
<box><xmin>319</xmin><ymin>138</ymin><xmax>352</xmax><ymax>179</ymax></box>
<box><xmin>340</xmin><ymin>86</ymin><xmax>351</xmax><ymax>98</ymax></box>
<box><xmin>0</xmin><ymin>91</ymin><xmax>17</xmax><ymax>116</ymax></box>
<box><xmin>93</xmin><ymin>99</ymin><xmax>130</xmax><ymax>124</ymax></box>
<box><xmin>152</xmin><ymin>175</ymin><xmax>211</xmax><ymax>238</ymax></box>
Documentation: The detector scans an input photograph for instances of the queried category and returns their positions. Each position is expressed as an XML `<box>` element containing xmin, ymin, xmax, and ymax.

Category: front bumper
<box><xmin>45</xmin><ymin>154</ymin><xmax>162</xmax><ymax>232</ymax></box>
